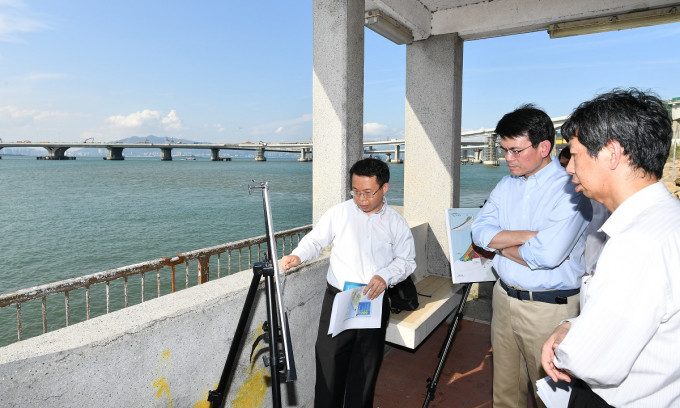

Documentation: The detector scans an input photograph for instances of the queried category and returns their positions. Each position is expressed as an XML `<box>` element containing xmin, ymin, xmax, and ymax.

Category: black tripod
<box><xmin>208</xmin><ymin>182</ymin><xmax>297</xmax><ymax>408</ymax></box>
<box><xmin>422</xmin><ymin>282</ymin><xmax>473</xmax><ymax>408</ymax></box>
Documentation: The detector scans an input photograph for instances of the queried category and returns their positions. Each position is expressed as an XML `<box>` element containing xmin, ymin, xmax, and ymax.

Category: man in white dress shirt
<box><xmin>280</xmin><ymin>158</ymin><xmax>416</xmax><ymax>408</ymax></box>
<box><xmin>541</xmin><ymin>88</ymin><xmax>680</xmax><ymax>407</ymax></box>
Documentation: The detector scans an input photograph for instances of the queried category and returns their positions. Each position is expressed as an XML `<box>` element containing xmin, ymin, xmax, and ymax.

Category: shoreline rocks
<box><xmin>662</xmin><ymin>159</ymin><xmax>680</xmax><ymax>199</ymax></box>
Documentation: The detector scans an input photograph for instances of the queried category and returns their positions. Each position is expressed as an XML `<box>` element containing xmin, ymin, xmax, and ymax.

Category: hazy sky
<box><xmin>1</xmin><ymin>1</ymin><xmax>679</xmax><ymax>143</ymax></box>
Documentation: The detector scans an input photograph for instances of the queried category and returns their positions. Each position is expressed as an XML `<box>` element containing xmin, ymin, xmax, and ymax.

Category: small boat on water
<box><xmin>184</xmin><ymin>155</ymin><xmax>196</xmax><ymax>160</ymax></box>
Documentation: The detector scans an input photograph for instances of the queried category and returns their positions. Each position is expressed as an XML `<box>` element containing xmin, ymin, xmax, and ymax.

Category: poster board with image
<box><xmin>445</xmin><ymin>208</ymin><xmax>497</xmax><ymax>284</ymax></box>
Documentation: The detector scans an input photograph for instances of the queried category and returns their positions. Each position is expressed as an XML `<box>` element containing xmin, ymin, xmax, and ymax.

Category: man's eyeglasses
<box><xmin>350</xmin><ymin>187</ymin><xmax>381</xmax><ymax>199</ymax></box>
<box><xmin>499</xmin><ymin>144</ymin><xmax>533</xmax><ymax>158</ymax></box>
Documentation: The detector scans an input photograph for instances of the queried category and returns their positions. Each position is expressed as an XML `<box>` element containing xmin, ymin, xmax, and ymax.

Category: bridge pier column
<box><xmin>161</xmin><ymin>148</ymin><xmax>173</xmax><ymax>161</ymax></box>
<box><xmin>210</xmin><ymin>148</ymin><xmax>220</xmax><ymax>161</ymax></box>
<box><xmin>483</xmin><ymin>133</ymin><xmax>499</xmax><ymax>166</ymax></box>
<box><xmin>41</xmin><ymin>146</ymin><xmax>72</xmax><ymax>160</ymax></box>
<box><xmin>104</xmin><ymin>147</ymin><xmax>125</xmax><ymax>160</ymax></box>
<box><xmin>298</xmin><ymin>147</ymin><xmax>312</xmax><ymax>162</ymax></box>
<box><xmin>254</xmin><ymin>147</ymin><xmax>266</xmax><ymax>161</ymax></box>
<box><xmin>471</xmin><ymin>149</ymin><xmax>482</xmax><ymax>164</ymax></box>
<box><xmin>390</xmin><ymin>145</ymin><xmax>403</xmax><ymax>163</ymax></box>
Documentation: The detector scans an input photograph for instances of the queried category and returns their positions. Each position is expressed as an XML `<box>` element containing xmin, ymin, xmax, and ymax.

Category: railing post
<box><xmin>198</xmin><ymin>256</ymin><xmax>210</xmax><ymax>284</ymax></box>
<box><xmin>0</xmin><ymin>225</ymin><xmax>312</xmax><ymax>345</ymax></box>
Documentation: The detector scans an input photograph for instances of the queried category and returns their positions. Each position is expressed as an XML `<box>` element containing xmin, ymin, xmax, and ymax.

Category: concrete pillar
<box><xmin>483</xmin><ymin>133</ymin><xmax>499</xmax><ymax>166</ymax></box>
<box><xmin>44</xmin><ymin>146</ymin><xmax>70</xmax><ymax>160</ymax></box>
<box><xmin>672</xmin><ymin>103</ymin><xmax>679</xmax><ymax>181</ymax></box>
<box><xmin>160</xmin><ymin>148</ymin><xmax>172</xmax><ymax>161</ymax></box>
<box><xmin>298</xmin><ymin>148</ymin><xmax>312</xmax><ymax>162</ymax></box>
<box><xmin>391</xmin><ymin>145</ymin><xmax>403</xmax><ymax>163</ymax></box>
<box><xmin>366</xmin><ymin>146</ymin><xmax>374</xmax><ymax>157</ymax></box>
<box><xmin>210</xmin><ymin>148</ymin><xmax>220</xmax><ymax>161</ymax></box>
<box><xmin>312</xmin><ymin>0</ymin><xmax>364</xmax><ymax>223</ymax></box>
<box><xmin>104</xmin><ymin>147</ymin><xmax>125</xmax><ymax>160</ymax></box>
<box><xmin>254</xmin><ymin>146</ymin><xmax>266</xmax><ymax>161</ymax></box>
<box><xmin>404</xmin><ymin>33</ymin><xmax>464</xmax><ymax>277</ymax></box>
<box><xmin>472</xmin><ymin>149</ymin><xmax>482</xmax><ymax>164</ymax></box>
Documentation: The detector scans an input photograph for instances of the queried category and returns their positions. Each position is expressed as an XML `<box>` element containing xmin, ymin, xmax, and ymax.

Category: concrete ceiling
<box><xmin>366</xmin><ymin>0</ymin><xmax>680</xmax><ymax>41</ymax></box>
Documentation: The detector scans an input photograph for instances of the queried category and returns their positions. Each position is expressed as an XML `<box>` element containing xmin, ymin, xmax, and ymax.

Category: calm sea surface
<box><xmin>0</xmin><ymin>155</ymin><xmax>508</xmax><ymax>345</ymax></box>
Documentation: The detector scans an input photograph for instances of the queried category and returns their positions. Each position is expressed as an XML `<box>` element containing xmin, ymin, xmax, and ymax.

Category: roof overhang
<box><xmin>365</xmin><ymin>0</ymin><xmax>680</xmax><ymax>41</ymax></box>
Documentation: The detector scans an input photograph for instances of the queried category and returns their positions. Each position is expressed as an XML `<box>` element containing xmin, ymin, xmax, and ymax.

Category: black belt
<box><xmin>499</xmin><ymin>280</ymin><xmax>579</xmax><ymax>305</ymax></box>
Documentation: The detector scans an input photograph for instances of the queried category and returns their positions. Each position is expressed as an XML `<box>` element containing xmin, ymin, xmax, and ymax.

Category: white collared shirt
<box><xmin>554</xmin><ymin>182</ymin><xmax>680</xmax><ymax>406</ymax></box>
<box><xmin>291</xmin><ymin>198</ymin><xmax>416</xmax><ymax>289</ymax></box>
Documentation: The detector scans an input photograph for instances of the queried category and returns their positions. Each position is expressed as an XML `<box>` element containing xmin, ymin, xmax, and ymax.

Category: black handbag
<box><xmin>387</xmin><ymin>276</ymin><xmax>419</xmax><ymax>314</ymax></box>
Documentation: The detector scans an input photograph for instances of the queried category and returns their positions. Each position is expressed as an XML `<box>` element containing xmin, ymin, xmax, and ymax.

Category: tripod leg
<box><xmin>208</xmin><ymin>269</ymin><xmax>262</xmax><ymax>408</ymax></box>
<box><xmin>422</xmin><ymin>283</ymin><xmax>473</xmax><ymax>408</ymax></box>
<box><xmin>264</xmin><ymin>273</ymin><xmax>283</xmax><ymax>408</ymax></box>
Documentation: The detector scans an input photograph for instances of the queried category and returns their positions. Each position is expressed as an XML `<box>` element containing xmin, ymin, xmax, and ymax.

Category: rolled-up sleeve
<box><xmin>472</xmin><ymin>186</ymin><xmax>503</xmax><ymax>250</ymax></box>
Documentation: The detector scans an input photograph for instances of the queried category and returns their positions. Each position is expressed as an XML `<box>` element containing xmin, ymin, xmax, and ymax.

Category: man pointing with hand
<box><xmin>281</xmin><ymin>157</ymin><xmax>416</xmax><ymax>408</ymax></box>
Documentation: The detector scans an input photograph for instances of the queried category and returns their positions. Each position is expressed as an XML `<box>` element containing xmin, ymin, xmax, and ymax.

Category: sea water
<box><xmin>0</xmin><ymin>155</ymin><xmax>508</xmax><ymax>345</ymax></box>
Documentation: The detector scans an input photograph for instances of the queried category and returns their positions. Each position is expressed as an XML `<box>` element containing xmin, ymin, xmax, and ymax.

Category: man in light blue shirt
<box><xmin>471</xmin><ymin>104</ymin><xmax>591</xmax><ymax>408</ymax></box>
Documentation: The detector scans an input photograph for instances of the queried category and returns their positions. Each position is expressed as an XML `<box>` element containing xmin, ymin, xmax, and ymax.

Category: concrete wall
<box><xmin>0</xmin><ymin>257</ymin><xmax>329</xmax><ymax>408</ymax></box>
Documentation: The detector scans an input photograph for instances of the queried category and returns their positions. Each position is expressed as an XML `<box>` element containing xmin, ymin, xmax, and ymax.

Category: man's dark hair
<box><xmin>558</xmin><ymin>147</ymin><xmax>571</xmax><ymax>162</ymax></box>
<box><xmin>561</xmin><ymin>88</ymin><xmax>672</xmax><ymax>180</ymax></box>
<box><xmin>349</xmin><ymin>158</ymin><xmax>390</xmax><ymax>186</ymax></box>
<box><xmin>495</xmin><ymin>103</ymin><xmax>555</xmax><ymax>150</ymax></box>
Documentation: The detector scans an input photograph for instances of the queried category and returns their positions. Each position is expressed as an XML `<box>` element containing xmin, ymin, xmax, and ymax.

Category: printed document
<box><xmin>536</xmin><ymin>376</ymin><xmax>572</xmax><ymax>408</ymax></box>
<box><xmin>328</xmin><ymin>287</ymin><xmax>383</xmax><ymax>337</ymax></box>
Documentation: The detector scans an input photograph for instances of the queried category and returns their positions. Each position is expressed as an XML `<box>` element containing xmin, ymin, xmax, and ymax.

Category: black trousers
<box><xmin>568</xmin><ymin>378</ymin><xmax>614</xmax><ymax>408</ymax></box>
<box><xmin>314</xmin><ymin>285</ymin><xmax>390</xmax><ymax>408</ymax></box>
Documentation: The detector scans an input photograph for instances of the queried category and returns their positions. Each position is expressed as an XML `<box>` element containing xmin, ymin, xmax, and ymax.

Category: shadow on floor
<box><xmin>374</xmin><ymin>318</ymin><xmax>492</xmax><ymax>408</ymax></box>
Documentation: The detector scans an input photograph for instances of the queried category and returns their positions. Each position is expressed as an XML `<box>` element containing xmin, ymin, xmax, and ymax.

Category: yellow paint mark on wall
<box><xmin>154</xmin><ymin>349</ymin><xmax>173</xmax><ymax>408</ymax></box>
<box><xmin>193</xmin><ymin>382</ymin><xmax>219</xmax><ymax>408</ymax></box>
<box><xmin>154</xmin><ymin>377</ymin><xmax>172</xmax><ymax>408</ymax></box>
<box><xmin>193</xmin><ymin>388</ymin><xmax>211</xmax><ymax>408</ymax></box>
<box><xmin>194</xmin><ymin>323</ymin><xmax>271</xmax><ymax>407</ymax></box>
<box><xmin>232</xmin><ymin>367</ymin><xmax>268</xmax><ymax>408</ymax></box>
<box><xmin>232</xmin><ymin>323</ymin><xmax>269</xmax><ymax>408</ymax></box>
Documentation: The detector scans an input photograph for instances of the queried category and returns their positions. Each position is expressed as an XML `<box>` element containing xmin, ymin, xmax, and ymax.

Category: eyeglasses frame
<box><xmin>499</xmin><ymin>144</ymin><xmax>534</xmax><ymax>158</ymax></box>
<box><xmin>350</xmin><ymin>186</ymin><xmax>383</xmax><ymax>199</ymax></box>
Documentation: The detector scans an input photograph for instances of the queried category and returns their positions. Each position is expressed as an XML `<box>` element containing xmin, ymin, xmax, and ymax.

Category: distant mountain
<box><xmin>66</xmin><ymin>135</ymin><xmax>211</xmax><ymax>157</ymax></box>
<box><xmin>115</xmin><ymin>135</ymin><xmax>205</xmax><ymax>144</ymax></box>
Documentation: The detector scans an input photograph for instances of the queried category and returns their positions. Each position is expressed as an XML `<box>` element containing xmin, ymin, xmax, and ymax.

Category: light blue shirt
<box><xmin>471</xmin><ymin>157</ymin><xmax>591</xmax><ymax>291</ymax></box>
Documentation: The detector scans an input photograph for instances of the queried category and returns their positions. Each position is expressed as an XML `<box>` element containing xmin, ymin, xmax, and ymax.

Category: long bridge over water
<box><xmin>0</xmin><ymin>116</ymin><xmax>568</xmax><ymax>162</ymax></box>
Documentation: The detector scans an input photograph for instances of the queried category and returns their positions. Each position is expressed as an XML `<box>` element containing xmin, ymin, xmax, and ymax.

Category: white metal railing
<box><xmin>0</xmin><ymin>225</ymin><xmax>312</xmax><ymax>345</ymax></box>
